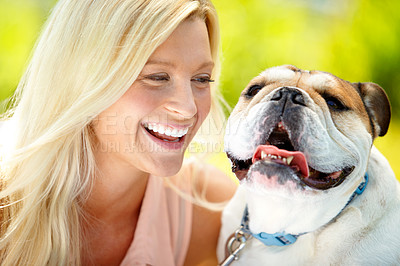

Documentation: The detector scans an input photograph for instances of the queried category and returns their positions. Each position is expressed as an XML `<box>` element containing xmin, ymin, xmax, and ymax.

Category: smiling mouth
<box><xmin>227</xmin><ymin>123</ymin><xmax>354</xmax><ymax>190</ymax></box>
<box><xmin>143</xmin><ymin>122</ymin><xmax>188</xmax><ymax>142</ymax></box>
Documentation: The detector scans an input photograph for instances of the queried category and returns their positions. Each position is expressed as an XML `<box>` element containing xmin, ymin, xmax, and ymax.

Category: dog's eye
<box><xmin>245</xmin><ymin>84</ymin><xmax>264</xmax><ymax>98</ymax></box>
<box><xmin>325</xmin><ymin>96</ymin><xmax>348</xmax><ymax>111</ymax></box>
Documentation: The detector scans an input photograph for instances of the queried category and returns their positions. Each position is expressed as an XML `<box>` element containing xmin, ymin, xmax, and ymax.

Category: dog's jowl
<box><xmin>218</xmin><ymin>65</ymin><xmax>400</xmax><ymax>265</ymax></box>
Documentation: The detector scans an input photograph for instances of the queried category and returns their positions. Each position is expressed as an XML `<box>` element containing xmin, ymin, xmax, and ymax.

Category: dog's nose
<box><xmin>271</xmin><ymin>87</ymin><xmax>306</xmax><ymax>106</ymax></box>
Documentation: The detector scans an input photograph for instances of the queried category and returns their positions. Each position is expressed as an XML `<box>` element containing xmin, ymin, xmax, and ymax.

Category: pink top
<box><xmin>120</xmin><ymin>161</ymin><xmax>194</xmax><ymax>266</ymax></box>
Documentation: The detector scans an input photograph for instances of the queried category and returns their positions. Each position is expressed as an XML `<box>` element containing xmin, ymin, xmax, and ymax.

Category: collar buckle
<box><xmin>253</xmin><ymin>231</ymin><xmax>299</xmax><ymax>246</ymax></box>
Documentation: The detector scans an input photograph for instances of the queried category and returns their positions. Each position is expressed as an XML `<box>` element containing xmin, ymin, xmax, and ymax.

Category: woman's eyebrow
<box><xmin>197</xmin><ymin>61</ymin><xmax>214</xmax><ymax>70</ymax></box>
<box><xmin>145</xmin><ymin>60</ymin><xmax>214</xmax><ymax>70</ymax></box>
<box><xmin>146</xmin><ymin>59</ymin><xmax>175</xmax><ymax>67</ymax></box>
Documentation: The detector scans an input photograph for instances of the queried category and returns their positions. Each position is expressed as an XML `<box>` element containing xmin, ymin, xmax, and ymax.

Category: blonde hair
<box><xmin>0</xmin><ymin>0</ymin><xmax>224</xmax><ymax>265</ymax></box>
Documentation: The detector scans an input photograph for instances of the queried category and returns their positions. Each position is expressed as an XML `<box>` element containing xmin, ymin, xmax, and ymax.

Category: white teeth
<box><xmin>261</xmin><ymin>151</ymin><xmax>267</xmax><ymax>160</ymax></box>
<box><xmin>260</xmin><ymin>153</ymin><xmax>294</xmax><ymax>166</ymax></box>
<box><xmin>143</xmin><ymin>123</ymin><xmax>189</xmax><ymax>138</ymax></box>
<box><xmin>287</xmin><ymin>156</ymin><xmax>294</xmax><ymax>165</ymax></box>
<box><xmin>158</xmin><ymin>126</ymin><xmax>165</xmax><ymax>135</ymax></box>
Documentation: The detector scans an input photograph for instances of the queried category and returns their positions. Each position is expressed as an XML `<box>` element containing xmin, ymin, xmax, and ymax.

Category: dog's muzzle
<box><xmin>227</xmin><ymin>87</ymin><xmax>355</xmax><ymax>190</ymax></box>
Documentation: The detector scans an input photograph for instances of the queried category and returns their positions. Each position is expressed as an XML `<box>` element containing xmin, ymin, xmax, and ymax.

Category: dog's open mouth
<box><xmin>227</xmin><ymin>122</ymin><xmax>354</xmax><ymax>190</ymax></box>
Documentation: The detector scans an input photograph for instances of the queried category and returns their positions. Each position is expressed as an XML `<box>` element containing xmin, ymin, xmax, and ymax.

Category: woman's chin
<box><xmin>150</xmin><ymin>157</ymin><xmax>184</xmax><ymax>177</ymax></box>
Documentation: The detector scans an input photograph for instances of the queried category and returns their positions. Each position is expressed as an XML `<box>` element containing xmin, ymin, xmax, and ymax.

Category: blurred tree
<box><xmin>213</xmin><ymin>0</ymin><xmax>400</xmax><ymax>118</ymax></box>
<box><xmin>0</xmin><ymin>0</ymin><xmax>57</xmax><ymax>110</ymax></box>
<box><xmin>212</xmin><ymin>0</ymin><xmax>400</xmax><ymax>177</ymax></box>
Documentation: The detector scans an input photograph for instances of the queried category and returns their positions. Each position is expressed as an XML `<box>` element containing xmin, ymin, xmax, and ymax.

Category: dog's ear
<box><xmin>353</xmin><ymin>82</ymin><xmax>391</xmax><ymax>138</ymax></box>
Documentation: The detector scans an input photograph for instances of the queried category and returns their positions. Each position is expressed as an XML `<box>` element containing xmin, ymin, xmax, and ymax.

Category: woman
<box><xmin>0</xmin><ymin>0</ymin><xmax>236</xmax><ymax>265</ymax></box>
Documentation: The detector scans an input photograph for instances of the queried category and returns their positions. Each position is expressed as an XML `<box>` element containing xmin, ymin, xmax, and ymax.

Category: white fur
<box><xmin>218</xmin><ymin>148</ymin><xmax>400</xmax><ymax>265</ymax></box>
<box><xmin>259</xmin><ymin>66</ymin><xmax>296</xmax><ymax>83</ymax></box>
<box><xmin>224</xmin><ymin>103</ymin><xmax>267</xmax><ymax>160</ymax></box>
<box><xmin>303</xmin><ymin>72</ymin><xmax>336</xmax><ymax>92</ymax></box>
<box><xmin>225</xmin><ymin>87</ymin><xmax>371</xmax><ymax>173</ymax></box>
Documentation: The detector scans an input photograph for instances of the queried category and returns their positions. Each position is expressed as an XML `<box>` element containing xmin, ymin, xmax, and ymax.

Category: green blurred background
<box><xmin>0</xmin><ymin>0</ymin><xmax>399</xmax><ymax>179</ymax></box>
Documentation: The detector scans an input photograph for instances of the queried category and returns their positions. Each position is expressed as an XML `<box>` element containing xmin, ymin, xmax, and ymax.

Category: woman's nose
<box><xmin>164</xmin><ymin>80</ymin><xmax>197</xmax><ymax>119</ymax></box>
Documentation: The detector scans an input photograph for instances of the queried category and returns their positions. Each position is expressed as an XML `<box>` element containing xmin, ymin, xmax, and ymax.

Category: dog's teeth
<box><xmin>278</xmin><ymin>156</ymin><xmax>282</xmax><ymax>159</ymax></box>
<box><xmin>282</xmin><ymin>158</ymin><xmax>287</xmax><ymax>164</ymax></box>
<box><xmin>261</xmin><ymin>151</ymin><xmax>267</xmax><ymax>160</ymax></box>
<box><xmin>271</xmin><ymin>155</ymin><xmax>277</xmax><ymax>159</ymax></box>
<box><xmin>287</xmin><ymin>156</ymin><xmax>294</xmax><ymax>165</ymax></box>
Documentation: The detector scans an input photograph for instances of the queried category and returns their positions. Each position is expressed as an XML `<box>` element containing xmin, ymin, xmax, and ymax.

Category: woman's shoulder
<box><xmin>183</xmin><ymin>156</ymin><xmax>237</xmax><ymax>201</ymax></box>
<box><xmin>182</xmin><ymin>156</ymin><xmax>237</xmax><ymax>265</ymax></box>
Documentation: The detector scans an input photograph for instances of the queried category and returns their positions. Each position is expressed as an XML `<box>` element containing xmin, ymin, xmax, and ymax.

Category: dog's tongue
<box><xmin>252</xmin><ymin>145</ymin><xmax>309</xmax><ymax>178</ymax></box>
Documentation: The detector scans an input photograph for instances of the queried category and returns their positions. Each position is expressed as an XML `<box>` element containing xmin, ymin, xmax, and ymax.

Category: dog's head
<box><xmin>224</xmin><ymin>65</ymin><xmax>391</xmax><ymax>234</ymax></box>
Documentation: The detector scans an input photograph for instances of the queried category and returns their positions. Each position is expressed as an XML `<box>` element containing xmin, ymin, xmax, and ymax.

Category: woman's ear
<box><xmin>353</xmin><ymin>82</ymin><xmax>391</xmax><ymax>138</ymax></box>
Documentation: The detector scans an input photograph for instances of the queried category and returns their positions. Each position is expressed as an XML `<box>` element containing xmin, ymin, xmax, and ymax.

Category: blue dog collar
<box><xmin>241</xmin><ymin>173</ymin><xmax>369</xmax><ymax>247</ymax></box>
<box><xmin>240</xmin><ymin>205</ymin><xmax>303</xmax><ymax>247</ymax></box>
<box><xmin>253</xmin><ymin>230</ymin><xmax>300</xmax><ymax>246</ymax></box>
<box><xmin>341</xmin><ymin>173</ymin><xmax>368</xmax><ymax>210</ymax></box>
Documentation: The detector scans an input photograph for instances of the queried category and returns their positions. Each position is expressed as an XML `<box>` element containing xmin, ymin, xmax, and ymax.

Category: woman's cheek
<box><xmin>198</xmin><ymin>88</ymin><xmax>212</xmax><ymax>117</ymax></box>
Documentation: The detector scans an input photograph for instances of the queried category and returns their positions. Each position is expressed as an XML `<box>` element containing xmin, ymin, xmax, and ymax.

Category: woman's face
<box><xmin>93</xmin><ymin>19</ymin><xmax>213</xmax><ymax>177</ymax></box>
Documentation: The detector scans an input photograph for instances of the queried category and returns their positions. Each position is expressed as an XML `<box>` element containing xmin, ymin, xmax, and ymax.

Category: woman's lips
<box><xmin>146</xmin><ymin>129</ymin><xmax>181</xmax><ymax>142</ymax></box>
<box><xmin>142</xmin><ymin>122</ymin><xmax>191</xmax><ymax>149</ymax></box>
<box><xmin>143</xmin><ymin>122</ymin><xmax>189</xmax><ymax>138</ymax></box>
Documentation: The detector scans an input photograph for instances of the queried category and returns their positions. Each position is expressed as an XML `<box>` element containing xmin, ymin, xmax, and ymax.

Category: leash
<box><xmin>219</xmin><ymin>173</ymin><xmax>369</xmax><ymax>266</ymax></box>
<box><xmin>219</xmin><ymin>226</ymin><xmax>252</xmax><ymax>266</ymax></box>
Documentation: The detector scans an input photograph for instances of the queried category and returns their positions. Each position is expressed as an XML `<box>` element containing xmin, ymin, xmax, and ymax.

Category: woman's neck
<box><xmin>84</xmin><ymin>150</ymin><xmax>150</xmax><ymax>224</ymax></box>
<box><xmin>80</xmin><ymin>151</ymin><xmax>150</xmax><ymax>265</ymax></box>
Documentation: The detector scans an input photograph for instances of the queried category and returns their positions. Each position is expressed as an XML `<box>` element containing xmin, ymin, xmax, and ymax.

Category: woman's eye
<box><xmin>144</xmin><ymin>73</ymin><xmax>170</xmax><ymax>82</ymax></box>
<box><xmin>191</xmin><ymin>75</ymin><xmax>214</xmax><ymax>84</ymax></box>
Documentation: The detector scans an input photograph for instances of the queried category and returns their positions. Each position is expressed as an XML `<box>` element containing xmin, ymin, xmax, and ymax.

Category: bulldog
<box><xmin>217</xmin><ymin>65</ymin><xmax>400</xmax><ymax>265</ymax></box>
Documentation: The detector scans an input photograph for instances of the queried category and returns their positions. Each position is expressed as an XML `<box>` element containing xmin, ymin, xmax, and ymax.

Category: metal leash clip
<box><xmin>219</xmin><ymin>226</ymin><xmax>252</xmax><ymax>266</ymax></box>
